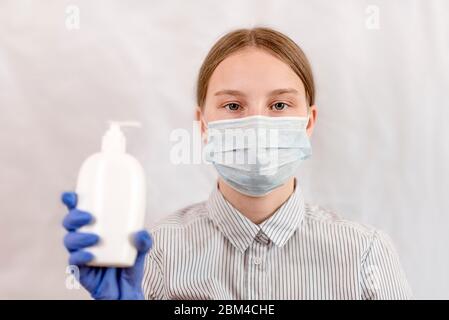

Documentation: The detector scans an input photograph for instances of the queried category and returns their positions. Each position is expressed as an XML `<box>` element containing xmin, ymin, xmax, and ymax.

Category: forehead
<box><xmin>207</xmin><ymin>47</ymin><xmax>305</xmax><ymax>95</ymax></box>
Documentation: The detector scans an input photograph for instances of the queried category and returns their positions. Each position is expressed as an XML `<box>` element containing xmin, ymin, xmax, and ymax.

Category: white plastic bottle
<box><xmin>76</xmin><ymin>121</ymin><xmax>146</xmax><ymax>267</ymax></box>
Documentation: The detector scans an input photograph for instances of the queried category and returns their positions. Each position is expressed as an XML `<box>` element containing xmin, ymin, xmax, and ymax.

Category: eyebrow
<box><xmin>214</xmin><ymin>88</ymin><xmax>299</xmax><ymax>97</ymax></box>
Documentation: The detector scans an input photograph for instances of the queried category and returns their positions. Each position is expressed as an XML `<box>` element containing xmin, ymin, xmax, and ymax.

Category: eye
<box><xmin>224</xmin><ymin>103</ymin><xmax>241</xmax><ymax>111</ymax></box>
<box><xmin>270</xmin><ymin>102</ymin><xmax>289</xmax><ymax>111</ymax></box>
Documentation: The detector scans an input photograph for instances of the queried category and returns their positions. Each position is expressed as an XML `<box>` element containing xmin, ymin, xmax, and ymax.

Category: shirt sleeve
<box><xmin>142</xmin><ymin>244</ymin><xmax>166</xmax><ymax>300</ymax></box>
<box><xmin>360</xmin><ymin>229</ymin><xmax>413</xmax><ymax>300</ymax></box>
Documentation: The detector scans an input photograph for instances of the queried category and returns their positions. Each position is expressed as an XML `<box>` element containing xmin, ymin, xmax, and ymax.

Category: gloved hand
<box><xmin>61</xmin><ymin>191</ymin><xmax>152</xmax><ymax>300</ymax></box>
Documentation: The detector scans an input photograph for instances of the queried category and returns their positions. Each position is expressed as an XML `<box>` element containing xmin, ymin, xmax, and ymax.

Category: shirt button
<box><xmin>253</xmin><ymin>257</ymin><xmax>262</xmax><ymax>265</ymax></box>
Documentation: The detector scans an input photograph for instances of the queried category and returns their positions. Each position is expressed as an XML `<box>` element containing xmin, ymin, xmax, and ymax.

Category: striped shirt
<box><xmin>143</xmin><ymin>182</ymin><xmax>412</xmax><ymax>300</ymax></box>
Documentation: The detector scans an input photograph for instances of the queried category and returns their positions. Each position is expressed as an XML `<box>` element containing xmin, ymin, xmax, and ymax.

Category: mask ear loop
<box><xmin>200</xmin><ymin>116</ymin><xmax>209</xmax><ymax>144</ymax></box>
<box><xmin>305</xmin><ymin>104</ymin><xmax>311</xmax><ymax>128</ymax></box>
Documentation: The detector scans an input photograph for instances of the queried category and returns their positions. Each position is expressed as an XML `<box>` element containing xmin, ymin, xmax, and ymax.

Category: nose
<box><xmin>246</xmin><ymin>102</ymin><xmax>267</xmax><ymax>117</ymax></box>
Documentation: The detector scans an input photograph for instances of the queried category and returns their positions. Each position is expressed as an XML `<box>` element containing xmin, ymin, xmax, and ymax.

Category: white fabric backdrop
<box><xmin>0</xmin><ymin>0</ymin><xmax>448</xmax><ymax>299</ymax></box>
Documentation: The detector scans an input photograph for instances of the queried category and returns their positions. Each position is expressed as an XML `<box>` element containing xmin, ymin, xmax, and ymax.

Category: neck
<box><xmin>217</xmin><ymin>177</ymin><xmax>296</xmax><ymax>225</ymax></box>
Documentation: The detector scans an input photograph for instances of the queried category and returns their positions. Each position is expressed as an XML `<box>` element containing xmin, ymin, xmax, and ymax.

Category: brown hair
<box><xmin>196</xmin><ymin>27</ymin><xmax>315</xmax><ymax>109</ymax></box>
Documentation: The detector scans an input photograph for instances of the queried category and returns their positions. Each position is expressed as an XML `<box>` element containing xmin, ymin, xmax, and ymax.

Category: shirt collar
<box><xmin>206</xmin><ymin>179</ymin><xmax>305</xmax><ymax>253</ymax></box>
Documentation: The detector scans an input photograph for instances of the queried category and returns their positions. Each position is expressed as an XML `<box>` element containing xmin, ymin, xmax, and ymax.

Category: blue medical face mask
<box><xmin>203</xmin><ymin>109</ymin><xmax>312</xmax><ymax>197</ymax></box>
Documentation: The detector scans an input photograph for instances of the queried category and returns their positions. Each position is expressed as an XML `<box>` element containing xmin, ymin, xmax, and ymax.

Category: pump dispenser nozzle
<box><xmin>101</xmin><ymin>121</ymin><xmax>141</xmax><ymax>153</ymax></box>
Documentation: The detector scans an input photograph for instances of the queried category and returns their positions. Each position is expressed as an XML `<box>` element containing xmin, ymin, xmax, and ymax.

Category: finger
<box><xmin>61</xmin><ymin>192</ymin><xmax>77</xmax><ymax>210</ymax></box>
<box><xmin>62</xmin><ymin>209</ymin><xmax>93</xmax><ymax>231</ymax></box>
<box><xmin>68</xmin><ymin>250</ymin><xmax>94</xmax><ymax>266</ymax></box>
<box><xmin>133</xmin><ymin>230</ymin><xmax>153</xmax><ymax>254</ymax></box>
<box><xmin>64</xmin><ymin>232</ymin><xmax>99</xmax><ymax>251</ymax></box>
<box><xmin>133</xmin><ymin>248</ymin><xmax>149</xmax><ymax>270</ymax></box>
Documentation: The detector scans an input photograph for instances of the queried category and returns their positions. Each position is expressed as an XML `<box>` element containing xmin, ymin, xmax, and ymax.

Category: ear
<box><xmin>195</xmin><ymin>106</ymin><xmax>207</xmax><ymax>140</ymax></box>
<box><xmin>306</xmin><ymin>105</ymin><xmax>317</xmax><ymax>137</ymax></box>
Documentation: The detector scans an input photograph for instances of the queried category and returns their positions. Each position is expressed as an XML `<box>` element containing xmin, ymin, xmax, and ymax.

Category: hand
<box><xmin>61</xmin><ymin>192</ymin><xmax>152</xmax><ymax>299</ymax></box>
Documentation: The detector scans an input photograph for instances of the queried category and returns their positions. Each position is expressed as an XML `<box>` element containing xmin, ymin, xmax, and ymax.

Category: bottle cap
<box><xmin>101</xmin><ymin>121</ymin><xmax>141</xmax><ymax>153</ymax></box>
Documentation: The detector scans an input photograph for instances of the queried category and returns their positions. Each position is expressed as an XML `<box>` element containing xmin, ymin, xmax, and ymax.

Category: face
<box><xmin>196</xmin><ymin>47</ymin><xmax>317</xmax><ymax>138</ymax></box>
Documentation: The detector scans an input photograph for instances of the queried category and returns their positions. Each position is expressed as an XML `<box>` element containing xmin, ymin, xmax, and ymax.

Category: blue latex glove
<box><xmin>61</xmin><ymin>191</ymin><xmax>152</xmax><ymax>300</ymax></box>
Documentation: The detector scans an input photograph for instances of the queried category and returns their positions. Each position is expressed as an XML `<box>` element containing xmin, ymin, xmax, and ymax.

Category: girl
<box><xmin>62</xmin><ymin>27</ymin><xmax>412</xmax><ymax>300</ymax></box>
